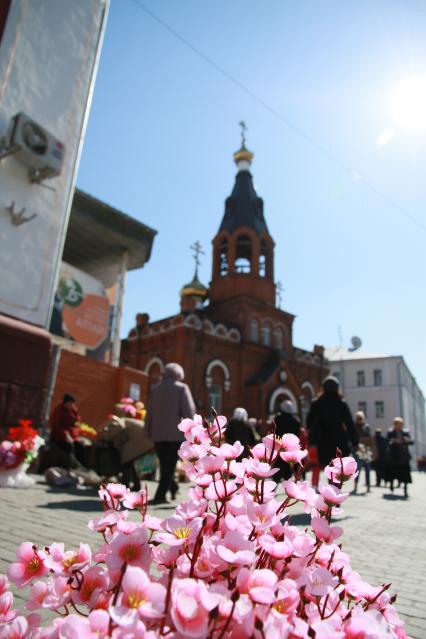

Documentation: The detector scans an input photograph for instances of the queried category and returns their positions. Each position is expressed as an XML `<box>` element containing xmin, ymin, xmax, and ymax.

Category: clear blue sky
<box><xmin>77</xmin><ymin>0</ymin><xmax>426</xmax><ymax>395</ymax></box>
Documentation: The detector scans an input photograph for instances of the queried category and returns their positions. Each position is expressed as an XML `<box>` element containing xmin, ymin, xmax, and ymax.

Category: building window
<box><xmin>375</xmin><ymin>401</ymin><xmax>385</xmax><ymax>419</ymax></box>
<box><xmin>357</xmin><ymin>371</ymin><xmax>365</xmax><ymax>387</ymax></box>
<box><xmin>373</xmin><ymin>369</ymin><xmax>382</xmax><ymax>386</ymax></box>
<box><xmin>250</xmin><ymin>318</ymin><xmax>259</xmax><ymax>342</ymax></box>
<box><xmin>235</xmin><ymin>234</ymin><xmax>252</xmax><ymax>273</ymax></box>
<box><xmin>208</xmin><ymin>384</ymin><xmax>222</xmax><ymax>414</ymax></box>
<box><xmin>219</xmin><ymin>238</ymin><xmax>228</xmax><ymax>276</ymax></box>
<box><xmin>358</xmin><ymin>402</ymin><xmax>367</xmax><ymax>417</ymax></box>
<box><xmin>259</xmin><ymin>240</ymin><xmax>268</xmax><ymax>277</ymax></box>
<box><xmin>261</xmin><ymin>322</ymin><xmax>271</xmax><ymax>346</ymax></box>
<box><xmin>274</xmin><ymin>327</ymin><xmax>284</xmax><ymax>350</ymax></box>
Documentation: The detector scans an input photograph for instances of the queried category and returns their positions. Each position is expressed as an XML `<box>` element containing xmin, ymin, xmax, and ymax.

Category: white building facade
<box><xmin>325</xmin><ymin>347</ymin><xmax>426</xmax><ymax>464</ymax></box>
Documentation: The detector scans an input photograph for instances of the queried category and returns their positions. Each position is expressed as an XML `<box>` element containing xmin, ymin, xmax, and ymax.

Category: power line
<box><xmin>129</xmin><ymin>0</ymin><xmax>426</xmax><ymax>232</ymax></box>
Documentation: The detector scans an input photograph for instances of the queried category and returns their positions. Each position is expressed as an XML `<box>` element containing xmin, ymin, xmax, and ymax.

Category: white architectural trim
<box><xmin>144</xmin><ymin>356</ymin><xmax>164</xmax><ymax>374</ymax></box>
<box><xmin>205</xmin><ymin>359</ymin><xmax>231</xmax><ymax>391</ymax></box>
<box><xmin>301</xmin><ymin>381</ymin><xmax>315</xmax><ymax>399</ymax></box>
<box><xmin>269</xmin><ymin>387</ymin><xmax>298</xmax><ymax>413</ymax></box>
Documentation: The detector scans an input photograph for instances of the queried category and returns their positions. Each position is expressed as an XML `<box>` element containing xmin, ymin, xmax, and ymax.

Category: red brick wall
<box><xmin>51</xmin><ymin>350</ymin><xmax>149</xmax><ymax>428</ymax></box>
<box><xmin>0</xmin><ymin>314</ymin><xmax>52</xmax><ymax>426</ymax></box>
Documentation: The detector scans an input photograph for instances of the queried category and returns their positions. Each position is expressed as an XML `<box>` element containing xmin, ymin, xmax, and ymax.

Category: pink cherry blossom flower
<box><xmin>311</xmin><ymin>518</ymin><xmax>343</xmax><ymax>544</ymax></box>
<box><xmin>216</xmin><ymin>530</ymin><xmax>256</xmax><ymax>566</ymax></box>
<box><xmin>171</xmin><ymin>578</ymin><xmax>217</xmax><ymax>638</ymax></box>
<box><xmin>237</xmin><ymin>568</ymin><xmax>278</xmax><ymax>604</ymax></box>
<box><xmin>44</xmin><ymin>543</ymin><xmax>91</xmax><ymax>575</ymax></box>
<box><xmin>281</xmin><ymin>433</ymin><xmax>302</xmax><ymax>452</ymax></box>
<box><xmin>259</xmin><ymin>534</ymin><xmax>293</xmax><ymax>559</ymax></box>
<box><xmin>283</xmin><ymin>480</ymin><xmax>317</xmax><ymax>511</ymax></box>
<box><xmin>110</xmin><ymin>566</ymin><xmax>166</xmax><ymax>626</ymax></box>
<box><xmin>270</xmin><ymin>578</ymin><xmax>300</xmax><ymax>617</ymax></box>
<box><xmin>178</xmin><ymin>414</ymin><xmax>203</xmax><ymax>435</ymax></box>
<box><xmin>43</xmin><ymin>576</ymin><xmax>72</xmax><ymax>609</ymax></box>
<box><xmin>241</xmin><ymin>458</ymin><xmax>279</xmax><ymax>479</ymax></box>
<box><xmin>244</xmin><ymin>477</ymin><xmax>277</xmax><ymax>500</ymax></box>
<box><xmin>0</xmin><ymin>591</ymin><xmax>15</xmax><ymax>622</ymax></box>
<box><xmin>324</xmin><ymin>456</ymin><xmax>358</xmax><ymax>483</ymax></box>
<box><xmin>58</xmin><ymin>609</ymin><xmax>110</xmax><ymax>638</ymax></box>
<box><xmin>304</xmin><ymin>566</ymin><xmax>338</xmax><ymax>598</ymax></box>
<box><xmin>319</xmin><ymin>484</ymin><xmax>349</xmax><ymax>507</ymax></box>
<box><xmin>25</xmin><ymin>581</ymin><xmax>48</xmax><ymax>611</ymax></box>
<box><xmin>7</xmin><ymin>543</ymin><xmax>48</xmax><ymax>587</ymax></box>
<box><xmin>143</xmin><ymin>515</ymin><xmax>163</xmax><ymax>532</ymax></box>
<box><xmin>246</xmin><ymin>500</ymin><xmax>280</xmax><ymax>531</ymax></box>
<box><xmin>280</xmin><ymin>448</ymin><xmax>308</xmax><ymax>465</ymax></box>
<box><xmin>198</xmin><ymin>454</ymin><xmax>225</xmax><ymax>474</ymax></box>
<box><xmin>122</xmin><ymin>490</ymin><xmax>147</xmax><ymax>510</ymax></box>
<box><xmin>213</xmin><ymin>441</ymin><xmax>244</xmax><ymax>460</ymax></box>
<box><xmin>106</xmin><ymin>529</ymin><xmax>150</xmax><ymax>571</ymax></box>
<box><xmin>344</xmin><ymin>606</ymin><xmax>395</xmax><ymax>638</ymax></box>
<box><xmin>251</xmin><ymin>442</ymin><xmax>279</xmax><ymax>463</ymax></box>
<box><xmin>72</xmin><ymin>566</ymin><xmax>109</xmax><ymax>608</ymax></box>
<box><xmin>0</xmin><ymin>575</ymin><xmax>9</xmax><ymax>596</ymax></box>
<box><xmin>99</xmin><ymin>483</ymin><xmax>130</xmax><ymax>509</ymax></box>
<box><xmin>88</xmin><ymin>509</ymin><xmax>127</xmax><ymax>534</ymax></box>
<box><xmin>0</xmin><ymin>615</ymin><xmax>28</xmax><ymax>639</ymax></box>
<box><xmin>156</xmin><ymin>516</ymin><xmax>202</xmax><ymax>547</ymax></box>
<box><xmin>204</xmin><ymin>479</ymin><xmax>239</xmax><ymax>501</ymax></box>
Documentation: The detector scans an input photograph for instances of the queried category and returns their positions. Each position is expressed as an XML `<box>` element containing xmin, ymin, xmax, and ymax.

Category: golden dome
<box><xmin>233</xmin><ymin>143</ymin><xmax>254</xmax><ymax>165</ymax></box>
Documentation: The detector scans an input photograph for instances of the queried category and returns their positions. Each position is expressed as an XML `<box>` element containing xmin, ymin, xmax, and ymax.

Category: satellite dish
<box><xmin>348</xmin><ymin>336</ymin><xmax>362</xmax><ymax>351</ymax></box>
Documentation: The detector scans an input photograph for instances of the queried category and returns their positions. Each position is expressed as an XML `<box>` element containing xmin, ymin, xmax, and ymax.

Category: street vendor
<box><xmin>50</xmin><ymin>393</ymin><xmax>80</xmax><ymax>450</ymax></box>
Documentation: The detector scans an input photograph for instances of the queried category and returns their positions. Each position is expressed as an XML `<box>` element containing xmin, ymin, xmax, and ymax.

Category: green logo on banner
<box><xmin>58</xmin><ymin>277</ymin><xmax>84</xmax><ymax>308</ymax></box>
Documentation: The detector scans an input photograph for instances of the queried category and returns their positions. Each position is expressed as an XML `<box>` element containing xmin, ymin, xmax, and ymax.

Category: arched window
<box><xmin>219</xmin><ymin>238</ymin><xmax>228</xmax><ymax>276</ymax></box>
<box><xmin>274</xmin><ymin>327</ymin><xmax>284</xmax><ymax>350</ymax></box>
<box><xmin>235</xmin><ymin>235</ymin><xmax>252</xmax><ymax>273</ymax></box>
<box><xmin>250</xmin><ymin>318</ymin><xmax>259</xmax><ymax>342</ymax></box>
<box><xmin>259</xmin><ymin>240</ymin><xmax>268</xmax><ymax>277</ymax></box>
<box><xmin>261</xmin><ymin>322</ymin><xmax>271</xmax><ymax>346</ymax></box>
<box><xmin>205</xmin><ymin>359</ymin><xmax>231</xmax><ymax>416</ymax></box>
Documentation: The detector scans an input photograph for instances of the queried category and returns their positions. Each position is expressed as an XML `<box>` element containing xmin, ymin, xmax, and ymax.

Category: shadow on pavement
<box><xmin>287</xmin><ymin>513</ymin><xmax>311</xmax><ymax>526</ymax></box>
<box><xmin>382</xmin><ymin>494</ymin><xmax>408</xmax><ymax>501</ymax></box>
<box><xmin>46</xmin><ymin>485</ymin><xmax>99</xmax><ymax>497</ymax></box>
<box><xmin>38</xmin><ymin>500</ymin><xmax>102</xmax><ymax>512</ymax></box>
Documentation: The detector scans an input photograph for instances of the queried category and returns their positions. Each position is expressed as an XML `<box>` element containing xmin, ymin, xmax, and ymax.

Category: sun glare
<box><xmin>389</xmin><ymin>74</ymin><xmax>426</xmax><ymax>131</ymax></box>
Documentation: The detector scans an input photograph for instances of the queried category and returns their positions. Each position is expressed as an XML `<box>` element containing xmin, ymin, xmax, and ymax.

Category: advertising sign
<box><xmin>0</xmin><ymin>0</ymin><xmax>109</xmax><ymax>327</ymax></box>
<box><xmin>50</xmin><ymin>262</ymin><xmax>112</xmax><ymax>360</ymax></box>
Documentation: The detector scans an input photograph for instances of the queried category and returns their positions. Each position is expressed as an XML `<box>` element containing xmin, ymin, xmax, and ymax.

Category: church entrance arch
<box><xmin>268</xmin><ymin>387</ymin><xmax>298</xmax><ymax>416</ymax></box>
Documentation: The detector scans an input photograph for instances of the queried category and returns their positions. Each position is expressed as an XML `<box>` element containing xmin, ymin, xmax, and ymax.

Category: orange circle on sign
<box><xmin>62</xmin><ymin>294</ymin><xmax>110</xmax><ymax>348</ymax></box>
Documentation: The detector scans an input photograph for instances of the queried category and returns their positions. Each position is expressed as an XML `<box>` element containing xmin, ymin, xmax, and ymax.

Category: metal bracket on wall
<box><xmin>3</xmin><ymin>201</ymin><xmax>37</xmax><ymax>226</ymax></box>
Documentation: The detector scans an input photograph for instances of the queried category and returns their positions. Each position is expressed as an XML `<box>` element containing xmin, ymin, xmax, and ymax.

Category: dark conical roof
<box><xmin>219</xmin><ymin>169</ymin><xmax>269</xmax><ymax>235</ymax></box>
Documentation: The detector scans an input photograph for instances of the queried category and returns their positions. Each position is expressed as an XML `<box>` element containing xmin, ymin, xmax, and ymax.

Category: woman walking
<box><xmin>385</xmin><ymin>417</ymin><xmax>413</xmax><ymax>498</ymax></box>
<box><xmin>307</xmin><ymin>376</ymin><xmax>358</xmax><ymax>471</ymax></box>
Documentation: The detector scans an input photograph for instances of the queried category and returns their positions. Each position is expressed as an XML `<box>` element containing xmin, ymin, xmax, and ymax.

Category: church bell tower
<box><xmin>209</xmin><ymin>124</ymin><xmax>276</xmax><ymax>306</ymax></box>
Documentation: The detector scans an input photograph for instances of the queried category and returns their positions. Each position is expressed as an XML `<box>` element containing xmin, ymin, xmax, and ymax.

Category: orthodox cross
<box><xmin>276</xmin><ymin>281</ymin><xmax>284</xmax><ymax>308</ymax></box>
<box><xmin>190</xmin><ymin>241</ymin><xmax>204</xmax><ymax>274</ymax></box>
<box><xmin>239</xmin><ymin>120</ymin><xmax>248</xmax><ymax>146</ymax></box>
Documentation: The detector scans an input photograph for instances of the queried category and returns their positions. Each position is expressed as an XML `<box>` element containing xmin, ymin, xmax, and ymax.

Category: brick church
<box><xmin>120</xmin><ymin>135</ymin><xmax>326</xmax><ymax>421</ymax></box>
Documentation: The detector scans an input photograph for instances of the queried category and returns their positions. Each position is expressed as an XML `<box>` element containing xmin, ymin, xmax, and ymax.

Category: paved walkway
<box><xmin>0</xmin><ymin>473</ymin><xmax>425</xmax><ymax>638</ymax></box>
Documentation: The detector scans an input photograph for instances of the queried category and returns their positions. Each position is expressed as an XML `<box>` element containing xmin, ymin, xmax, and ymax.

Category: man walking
<box><xmin>145</xmin><ymin>363</ymin><xmax>195</xmax><ymax>504</ymax></box>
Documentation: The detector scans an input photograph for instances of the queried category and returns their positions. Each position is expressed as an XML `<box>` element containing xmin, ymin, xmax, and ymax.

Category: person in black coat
<box><xmin>225</xmin><ymin>407</ymin><xmax>256</xmax><ymax>460</ymax></box>
<box><xmin>306</xmin><ymin>376</ymin><xmax>358</xmax><ymax>467</ymax></box>
<box><xmin>274</xmin><ymin>400</ymin><xmax>301</xmax><ymax>481</ymax></box>
<box><xmin>373</xmin><ymin>428</ymin><xmax>388</xmax><ymax>487</ymax></box>
<box><xmin>385</xmin><ymin>417</ymin><xmax>413</xmax><ymax>498</ymax></box>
